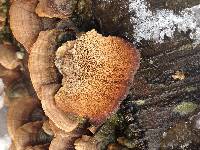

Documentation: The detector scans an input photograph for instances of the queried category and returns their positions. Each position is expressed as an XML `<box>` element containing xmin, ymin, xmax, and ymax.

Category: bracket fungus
<box><xmin>7</xmin><ymin>96</ymin><xmax>52</xmax><ymax>150</ymax></box>
<box><xmin>28</xmin><ymin>28</ymin><xmax>140</xmax><ymax>133</ymax></box>
<box><xmin>0</xmin><ymin>65</ymin><xmax>20</xmax><ymax>87</ymax></box>
<box><xmin>36</xmin><ymin>0</ymin><xmax>73</xmax><ymax>19</ymax></box>
<box><xmin>13</xmin><ymin>121</ymin><xmax>43</xmax><ymax>150</ymax></box>
<box><xmin>55</xmin><ymin>29</ymin><xmax>140</xmax><ymax>124</ymax></box>
<box><xmin>48</xmin><ymin>120</ymin><xmax>87</xmax><ymax>150</ymax></box>
<box><xmin>9</xmin><ymin>0</ymin><xmax>43</xmax><ymax>52</ymax></box>
<box><xmin>0</xmin><ymin>44</ymin><xmax>20</xmax><ymax>70</ymax></box>
<box><xmin>29</xmin><ymin>29</ymin><xmax>82</xmax><ymax>133</ymax></box>
<box><xmin>7</xmin><ymin>97</ymin><xmax>38</xmax><ymax>140</ymax></box>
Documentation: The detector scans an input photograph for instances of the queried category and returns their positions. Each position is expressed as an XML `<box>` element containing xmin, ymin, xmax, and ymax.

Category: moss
<box><xmin>0</xmin><ymin>0</ymin><xmax>12</xmax><ymax>43</ymax></box>
<box><xmin>93</xmin><ymin>114</ymin><xmax>123</xmax><ymax>149</ymax></box>
<box><xmin>173</xmin><ymin>102</ymin><xmax>198</xmax><ymax>115</ymax></box>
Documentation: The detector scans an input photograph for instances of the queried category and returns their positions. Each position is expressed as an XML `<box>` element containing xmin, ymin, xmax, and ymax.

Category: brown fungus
<box><xmin>7</xmin><ymin>97</ymin><xmax>38</xmax><ymax>140</ymax></box>
<box><xmin>55</xmin><ymin>29</ymin><xmax>140</xmax><ymax>124</ymax></box>
<box><xmin>0</xmin><ymin>65</ymin><xmax>20</xmax><ymax>87</ymax></box>
<box><xmin>9</xmin><ymin>142</ymin><xmax>16</xmax><ymax>150</ymax></box>
<box><xmin>48</xmin><ymin>120</ymin><xmax>86</xmax><ymax>150</ymax></box>
<box><xmin>42</xmin><ymin>120</ymin><xmax>54</xmax><ymax>136</ymax></box>
<box><xmin>75</xmin><ymin>135</ymin><xmax>99</xmax><ymax>150</ymax></box>
<box><xmin>0</xmin><ymin>44</ymin><xmax>20</xmax><ymax>70</ymax></box>
<box><xmin>13</xmin><ymin>121</ymin><xmax>43</xmax><ymax>150</ymax></box>
<box><xmin>9</xmin><ymin>0</ymin><xmax>43</xmax><ymax>52</ymax></box>
<box><xmin>36</xmin><ymin>0</ymin><xmax>73</xmax><ymax>19</ymax></box>
<box><xmin>28</xmin><ymin>29</ymin><xmax>61</xmax><ymax>96</ymax></box>
<box><xmin>29</xmin><ymin>29</ymin><xmax>82</xmax><ymax>132</ymax></box>
<box><xmin>25</xmin><ymin>144</ymin><xmax>50</xmax><ymax>150</ymax></box>
<box><xmin>49</xmin><ymin>134</ymin><xmax>81</xmax><ymax>150</ymax></box>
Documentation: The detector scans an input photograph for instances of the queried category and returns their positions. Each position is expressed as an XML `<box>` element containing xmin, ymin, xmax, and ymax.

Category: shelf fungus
<box><xmin>36</xmin><ymin>0</ymin><xmax>73</xmax><ymax>19</ymax></box>
<box><xmin>29</xmin><ymin>29</ymin><xmax>83</xmax><ymax>133</ymax></box>
<box><xmin>28</xmin><ymin>28</ymin><xmax>140</xmax><ymax>133</ymax></box>
<box><xmin>0</xmin><ymin>44</ymin><xmax>20</xmax><ymax>70</ymax></box>
<box><xmin>13</xmin><ymin>121</ymin><xmax>43</xmax><ymax>150</ymax></box>
<box><xmin>28</xmin><ymin>28</ymin><xmax>139</xmax><ymax>134</ymax></box>
<box><xmin>48</xmin><ymin>120</ymin><xmax>87</xmax><ymax>150</ymax></box>
<box><xmin>55</xmin><ymin>29</ymin><xmax>140</xmax><ymax>124</ymax></box>
<box><xmin>0</xmin><ymin>65</ymin><xmax>20</xmax><ymax>87</ymax></box>
<box><xmin>7</xmin><ymin>96</ymin><xmax>52</xmax><ymax>150</ymax></box>
<box><xmin>9</xmin><ymin>0</ymin><xmax>43</xmax><ymax>52</ymax></box>
<box><xmin>7</xmin><ymin>97</ymin><xmax>38</xmax><ymax>140</ymax></box>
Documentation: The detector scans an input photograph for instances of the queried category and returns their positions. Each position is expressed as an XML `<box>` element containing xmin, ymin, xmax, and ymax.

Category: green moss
<box><xmin>173</xmin><ymin>102</ymin><xmax>198</xmax><ymax>115</ymax></box>
<box><xmin>0</xmin><ymin>0</ymin><xmax>12</xmax><ymax>43</ymax></box>
<box><xmin>93</xmin><ymin>114</ymin><xmax>123</xmax><ymax>149</ymax></box>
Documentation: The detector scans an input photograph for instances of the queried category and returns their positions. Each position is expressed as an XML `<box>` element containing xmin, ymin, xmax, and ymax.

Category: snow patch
<box><xmin>0</xmin><ymin>134</ymin><xmax>11</xmax><ymax>150</ymax></box>
<box><xmin>130</xmin><ymin>0</ymin><xmax>200</xmax><ymax>45</ymax></box>
<box><xmin>0</xmin><ymin>79</ymin><xmax>4</xmax><ymax>110</ymax></box>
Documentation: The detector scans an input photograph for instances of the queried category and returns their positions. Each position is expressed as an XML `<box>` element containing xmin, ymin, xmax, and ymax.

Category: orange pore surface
<box><xmin>55</xmin><ymin>30</ymin><xmax>140</xmax><ymax>124</ymax></box>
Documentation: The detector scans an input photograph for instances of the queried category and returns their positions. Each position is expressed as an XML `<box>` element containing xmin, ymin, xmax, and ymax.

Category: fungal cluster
<box><xmin>4</xmin><ymin>0</ymin><xmax>140</xmax><ymax>149</ymax></box>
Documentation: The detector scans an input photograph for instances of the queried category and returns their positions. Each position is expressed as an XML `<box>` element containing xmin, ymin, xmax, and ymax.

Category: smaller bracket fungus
<box><xmin>9</xmin><ymin>0</ymin><xmax>43</xmax><ymax>52</ymax></box>
<box><xmin>0</xmin><ymin>65</ymin><xmax>20</xmax><ymax>87</ymax></box>
<box><xmin>36</xmin><ymin>0</ymin><xmax>73</xmax><ymax>19</ymax></box>
<box><xmin>7</xmin><ymin>97</ymin><xmax>38</xmax><ymax>140</ymax></box>
<box><xmin>13</xmin><ymin>121</ymin><xmax>43</xmax><ymax>150</ymax></box>
<box><xmin>55</xmin><ymin>29</ymin><xmax>140</xmax><ymax>125</ymax></box>
<box><xmin>0</xmin><ymin>44</ymin><xmax>20</xmax><ymax>70</ymax></box>
<box><xmin>48</xmin><ymin>120</ymin><xmax>87</xmax><ymax>150</ymax></box>
<box><xmin>75</xmin><ymin>135</ymin><xmax>99</xmax><ymax>150</ymax></box>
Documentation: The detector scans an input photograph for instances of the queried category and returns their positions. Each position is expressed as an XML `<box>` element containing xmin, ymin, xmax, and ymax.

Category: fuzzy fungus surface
<box><xmin>55</xmin><ymin>30</ymin><xmax>140</xmax><ymax>124</ymax></box>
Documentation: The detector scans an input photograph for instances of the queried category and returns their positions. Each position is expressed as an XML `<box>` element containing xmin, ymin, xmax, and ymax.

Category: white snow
<box><xmin>0</xmin><ymin>79</ymin><xmax>4</xmax><ymax>110</ymax></box>
<box><xmin>0</xmin><ymin>134</ymin><xmax>11</xmax><ymax>150</ymax></box>
<box><xmin>130</xmin><ymin>0</ymin><xmax>200</xmax><ymax>45</ymax></box>
<box><xmin>0</xmin><ymin>79</ymin><xmax>11</xmax><ymax>150</ymax></box>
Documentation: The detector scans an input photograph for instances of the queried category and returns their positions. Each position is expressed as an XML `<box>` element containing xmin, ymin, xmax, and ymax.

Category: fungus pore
<box><xmin>55</xmin><ymin>29</ymin><xmax>140</xmax><ymax>124</ymax></box>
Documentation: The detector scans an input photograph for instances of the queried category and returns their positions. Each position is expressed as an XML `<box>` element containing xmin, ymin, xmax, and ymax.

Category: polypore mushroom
<box><xmin>28</xmin><ymin>29</ymin><xmax>82</xmax><ymax>132</ymax></box>
<box><xmin>9</xmin><ymin>0</ymin><xmax>43</xmax><ymax>52</ymax></box>
<box><xmin>28</xmin><ymin>29</ymin><xmax>61</xmax><ymax>97</ymax></box>
<box><xmin>48</xmin><ymin>120</ymin><xmax>86</xmax><ymax>150</ymax></box>
<box><xmin>0</xmin><ymin>44</ymin><xmax>20</xmax><ymax>70</ymax></box>
<box><xmin>42</xmin><ymin>120</ymin><xmax>54</xmax><ymax>136</ymax></box>
<box><xmin>13</xmin><ymin>121</ymin><xmax>43</xmax><ymax>150</ymax></box>
<box><xmin>75</xmin><ymin>135</ymin><xmax>99</xmax><ymax>150</ymax></box>
<box><xmin>54</xmin><ymin>29</ymin><xmax>140</xmax><ymax>124</ymax></box>
<box><xmin>25</xmin><ymin>144</ymin><xmax>49</xmax><ymax>150</ymax></box>
<box><xmin>9</xmin><ymin>142</ymin><xmax>16</xmax><ymax>150</ymax></box>
<box><xmin>49</xmin><ymin>134</ymin><xmax>80</xmax><ymax>150</ymax></box>
<box><xmin>0</xmin><ymin>65</ymin><xmax>20</xmax><ymax>86</ymax></box>
<box><xmin>7</xmin><ymin>97</ymin><xmax>38</xmax><ymax>140</ymax></box>
<box><xmin>36</xmin><ymin>0</ymin><xmax>73</xmax><ymax>19</ymax></box>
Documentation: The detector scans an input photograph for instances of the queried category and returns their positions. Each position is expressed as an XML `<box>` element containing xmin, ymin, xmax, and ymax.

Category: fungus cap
<box><xmin>0</xmin><ymin>44</ymin><xmax>20</xmax><ymax>70</ymax></box>
<box><xmin>7</xmin><ymin>97</ymin><xmax>38</xmax><ymax>140</ymax></box>
<box><xmin>29</xmin><ymin>29</ymin><xmax>82</xmax><ymax>132</ymax></box>
<box><xmin>9</xmin><ymin>0</ymin><xmax>43</xmax><ymax>52</ymax></box>
<box><xmin>55</xmin><ymin>29</ymin><xmax>140</xmax><ymax>124</ymax></box>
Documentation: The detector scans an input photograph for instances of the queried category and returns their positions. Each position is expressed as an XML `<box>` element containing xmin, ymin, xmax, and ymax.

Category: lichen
<box><xmin>173</xmin><ymin>102</ymin><xmax>198</xmax><ymax>115</ymax></box>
